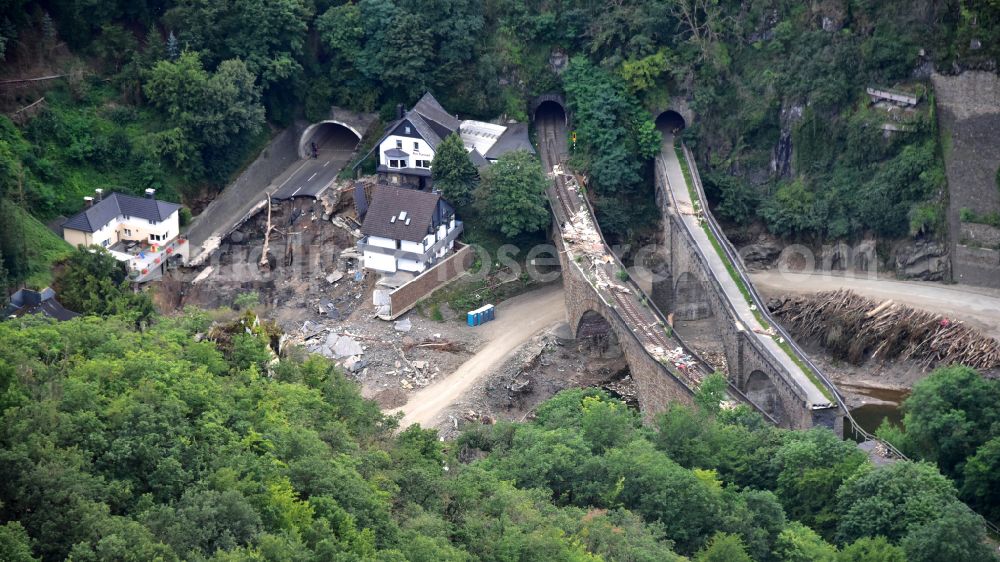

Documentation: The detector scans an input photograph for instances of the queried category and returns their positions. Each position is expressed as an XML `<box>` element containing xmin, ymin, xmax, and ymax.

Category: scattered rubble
<box><xmin>431</xmin><ymin>323</ymin><xmax>634</xmax><ymax>438</ymax></box>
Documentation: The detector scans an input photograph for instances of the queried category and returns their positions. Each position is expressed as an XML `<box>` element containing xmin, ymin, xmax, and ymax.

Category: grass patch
<box><xmin>7</xmin><ymin>203</ymin><xmax>73</xmax><ymax>289</ymax></box>
<box><xmin>416</xmin><ymin>275</ymin><xmax>541</xmax><ymax>321</ymax></box>
<box><xmin>960</xmin><ymin>207</ymin><xmax>1000</xmax><ymax>229</ymax></box>
<box><xmin>675</xmin><ymin>145</ymin><xmax>834</xmax><ymax>401</ymax></box>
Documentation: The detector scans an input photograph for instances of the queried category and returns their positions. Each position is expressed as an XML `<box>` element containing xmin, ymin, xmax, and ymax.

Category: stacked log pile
<box><xmin>768</xmin><ymin>289</ymin><xmax>1000</xmax><ymax>370</ymax></box>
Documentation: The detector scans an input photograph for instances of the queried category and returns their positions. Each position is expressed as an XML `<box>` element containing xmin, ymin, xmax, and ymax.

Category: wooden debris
<box><xmin>768</xmin><ymin>290</ymin><xmax>1000</xmax><ymax>371</ymax></box>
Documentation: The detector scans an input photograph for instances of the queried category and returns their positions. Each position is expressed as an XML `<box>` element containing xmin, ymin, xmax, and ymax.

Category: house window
<box><xmin>415</xmin><ymin>160</ymin><xmax>431</xmax><ymax>168</ymax></box>
<box><xmin>413</xmin><ymin>141</ymin><xmax>420</xmax><ymax>152</ymax></box>
<box><xmin>124</xmin><ymin>228</ymin><xmax>132</xmax><ymax>237</ymax></box>
<box><xmin>102</xmin><ymin>240</ymin><xmax>109</xmax><ymax>247</ymax></box>
<box><xmin>405</xmin><ymin>126</ymin><xmax>411</xmax><ymax>134</ymax></box>
<box><xmin>396</xmin><ymin>140</ymin><xmax>403</xmax><ymax>149</ymax></box>
<box><xmin>389</xmin><ymin>159</ymin><xmax>405</xmax><ymax>168</ymax></box>
<box><xmin>150</xmin><ymin>220</ymin><xmax>158</xmax><ymax>225</ymax></box>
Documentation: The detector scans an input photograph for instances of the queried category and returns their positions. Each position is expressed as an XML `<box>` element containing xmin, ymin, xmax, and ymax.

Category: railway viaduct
<box><xmin>533</xmin><ymin>96</ymin><xmax>842</xmax><ymax>431</ymax></box>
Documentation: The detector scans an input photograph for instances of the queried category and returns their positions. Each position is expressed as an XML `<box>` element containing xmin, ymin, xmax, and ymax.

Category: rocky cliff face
<box><xmin>932</xmin><ymin>70</ymin><xmax>1000</xmax><ymax>288</ymax></box>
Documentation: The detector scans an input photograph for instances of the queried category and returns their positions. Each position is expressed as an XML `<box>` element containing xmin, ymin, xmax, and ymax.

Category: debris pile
<box><xmin>769</xmin><ymin>289</ymin><xmax>1000</xmax><ymax>370</ymax></box>
<box><xmin>660</xmin><ymin>347</ymin><xmax>705</xmax><ymax>383</ymax></box>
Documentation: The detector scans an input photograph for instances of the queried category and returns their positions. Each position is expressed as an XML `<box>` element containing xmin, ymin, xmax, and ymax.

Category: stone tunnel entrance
<box><xmin>298</xmin><ymin>121</ymin><xmax>362</xmax><ymax>159</ymax></box>
<box><xmin>655</xmin><ymin>110</ymin><xmax>686</xmax><ymax>134</ymax></box>
<box><xmin>534</xmin><ymin>99</ymin><xmax>567</xmax><ymax>126</ymax></box>
<box><xmin>744</xmin><ymin>370</ymin><xmax>782</xmax><ymax>424</ymax></box>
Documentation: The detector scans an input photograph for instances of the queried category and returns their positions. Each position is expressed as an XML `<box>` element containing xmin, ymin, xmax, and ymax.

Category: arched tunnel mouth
<box><xmin>299</xmin><ymin>122</ymin><xmax>361</xmax><ymax>159</ymax></box>
<box><xmin>655</xmin><ymin>110</ymin><xmax>686</xmax><ymax>134</ymax></box>
<box><xmin>534</xmin><ymin>100</ymin><xmax>567</xmax><ymax>125</ymax></box>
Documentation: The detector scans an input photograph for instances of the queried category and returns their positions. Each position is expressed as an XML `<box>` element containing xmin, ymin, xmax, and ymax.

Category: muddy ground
<box><xmin>430</xmin><ymin>322</ymin><xmax>635</xmax><ymax>439</ymax></box>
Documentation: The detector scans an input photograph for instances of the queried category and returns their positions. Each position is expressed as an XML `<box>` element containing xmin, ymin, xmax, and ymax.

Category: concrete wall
<box><xmin>933</xmin><ymin>71</ymin><xmax>1000</xmax><ymax>288</ymax></box>
<box><xmin>386</xmin><ymin>243</ymin><xmax>474</xmax><ymax>319</ymax></box>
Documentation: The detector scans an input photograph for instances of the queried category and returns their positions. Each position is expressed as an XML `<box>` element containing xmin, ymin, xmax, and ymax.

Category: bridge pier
<box><xmin>653</xmin><ymin>147</ymin><xmax>843</xmax><ymax>431</ymax></box>
<box><xmin>649</xmin><ymin>260</ymin><xmax>674</xmax><ymax>316</ymax></box>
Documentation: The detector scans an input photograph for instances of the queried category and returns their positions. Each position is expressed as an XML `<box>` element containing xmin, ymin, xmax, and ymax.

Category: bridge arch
<box><xmin>298</xmin><ymin>121</ymin><xmax>362</xmax><ymax>159</ymax></box>
<box><xmin>743</xmin><ymin>370</ymin><xmax>783</xmax><ymax>424</ymax></box>
<box><xmin>575</xmin><ymin>309</ymin><xmax>622</xmax><ymax>359</ymax></box>
<box><xmin>655</xmin><ymin>110</ymin><xmax>686</xmax><ymax>134</ymax></box>
<box><xmin>673</xmin><ymin>271</ymin><xmax>712</xmax><ymax>320</ymax></box>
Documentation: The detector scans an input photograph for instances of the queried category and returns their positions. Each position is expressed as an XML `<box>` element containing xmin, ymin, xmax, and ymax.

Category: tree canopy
<box><xmin>476</xmin><ymin>149</ymin><xmax>550</xmax><ymax>238</ymax></box>
<box><xmin>0</xmin><ymin>313</ymin><xmax>996</xmax><ymax>560</ymax></box>
<box><xmin>432</xmin><ymin>133</ymin><xmax>478</xmax><ymax>208</ymax></box>
<box><xmin>144</xmin><ymin>52</ymin><xmax>266</xmax><ymax>182</ymax></box>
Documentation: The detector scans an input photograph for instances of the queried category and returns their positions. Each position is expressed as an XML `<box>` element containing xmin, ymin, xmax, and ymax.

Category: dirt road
<box><xmin>751</xmin><ymin>270</ymin><xmax>1000</xmax><ymax>340</ymax></box>
<box><xmin>388</xmin><ymin>284</ymin><xmax>567</xmax><ymax>428</ymax></box>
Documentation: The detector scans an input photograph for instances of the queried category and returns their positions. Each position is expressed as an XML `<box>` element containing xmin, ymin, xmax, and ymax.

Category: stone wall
<box><xmin>932</xmin><ymin>71</ymin><xmax>1000</xmax><ymax>287</ymax></box>
<box><xmin>554</xmin><ymin>231</ymin><xmax>695</xmax><ymax>419</ymax></box>
<box><xmin>386</xmin><ymin>243</ymin><xmax>474</xmax><ymax>319</ymax></box>
<box><xmin>654</xmin><ymin>153</ymin><xmax>841</xmax><ymax>430</ymax></box>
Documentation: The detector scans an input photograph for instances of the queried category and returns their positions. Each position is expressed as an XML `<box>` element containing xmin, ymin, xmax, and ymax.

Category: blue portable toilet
<box><xmin>467</xmin><ymin>304</ymin><xmax>495</xmax><ymax>327</ymax></box>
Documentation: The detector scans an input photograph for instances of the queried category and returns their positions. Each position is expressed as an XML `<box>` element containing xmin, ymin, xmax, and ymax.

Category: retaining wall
<box><xmin>385</xmin><ymin>243</ymin><xmax>474</xmax><ymax>319</ymax></box>
<box><xmin>932</xmin><ymin>71</ymin><xmax>1000</xmax><ymax>288</ymax></box>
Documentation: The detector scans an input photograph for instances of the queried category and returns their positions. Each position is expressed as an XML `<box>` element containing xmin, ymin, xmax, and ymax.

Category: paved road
<box><xmin>388</xmin><ymin>284</ymin><xmax>567</xmax><ymax>428</ymax></box>
<box><xmin>659</xmin><ymin>133</ymin><xmax>832</xmax><ymax>407</ymax></box>
<box><xmin>752</xmin><ymin>270</ymin><xmax>1000</xmax><ymax>340</ymax></box>
<box><xmin>271</xmin><ymin>150</ymin><xmax>352</xmax><ymax>200</ymax></box>
<box><xmin>273</xmin><ymin>125</ymin><xmax>356</xmax><ymax>200</ymax></box>
<box><xmin>186</xmin><ymin>125</ymin><xmax>358</xmax><ymax>264</ymax></box>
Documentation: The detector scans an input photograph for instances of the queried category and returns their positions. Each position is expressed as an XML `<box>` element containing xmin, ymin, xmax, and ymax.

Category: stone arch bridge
<box><xmin>534</xmin><ymin>100</ymin><xmax>842</xmax><ymax>431</ymax></box>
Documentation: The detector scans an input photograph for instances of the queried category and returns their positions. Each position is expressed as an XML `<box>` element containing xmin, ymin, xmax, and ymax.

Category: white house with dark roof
<box><xmin>356</xmin><ymin>92</ymin><xmax>534</xmax><ymax>190</ymax></box>
<box><xmin>62</xmin><ymin>189</ymin><xmax>188</xmax><ymax>280</ymax></box>
<box><xmin>358</xmin><ymin>185</ymin><xmax>463</xmax><ymax>274</ymax></box>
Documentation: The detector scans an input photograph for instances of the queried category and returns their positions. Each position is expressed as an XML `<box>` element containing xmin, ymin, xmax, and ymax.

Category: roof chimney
<box><xmin>94</xmin><ymin>188</ymin><xmax>103</xmax><ymax>201</ymax></box>
<box><xmin>144</xmin><ymin>188</ymin><xmax>156</xmax><ymax>199</ymax></box>
<box><xmin>83</xmin><ymin>196</ymin><xmax>94</xmax><ymax>208</ymax></box>
<box><xmin>396</xmin><ymin>104</ymin><xmax>404</xmax><ymax>120</ymax></box>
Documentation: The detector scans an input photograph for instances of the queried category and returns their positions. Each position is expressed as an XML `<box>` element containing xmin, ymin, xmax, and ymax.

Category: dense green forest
<box><xmin>3</xmin><ymin>0</ymin><xmax>1000</xmax><ymax>294</ymax></box>
<box><xmin>876</xmin><ymin>366</ymin><xmax>1000</xmax><ymax>525</ymax></box>
<box><xmin>0</xmin><ymin>311</ymin><xmax>996</xmax><ymax>561</ymax></box>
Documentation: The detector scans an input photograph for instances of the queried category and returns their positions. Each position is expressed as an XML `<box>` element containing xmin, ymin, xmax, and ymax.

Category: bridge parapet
<box><xmin>546</xmin><ymin>159</ymin><xmax>777</xmax><ymax>422</ymax></box>
<box><xmin>656</xmin><ymin>141</ymin><xmax>843</xmax><ymax>430</ymax></box>
<box><xmin>536</xmin><ymin>110</ymin><xmax>782</xmax><ymax>424</ymax></box>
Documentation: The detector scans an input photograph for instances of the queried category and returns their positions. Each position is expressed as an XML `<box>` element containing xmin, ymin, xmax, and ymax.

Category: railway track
<box><xmin>537</xmin><ymin>115</ymin><xmax>579</xmax><ymax>224</ymax></box>
<box><xmin>536</xmin><ymin>111</ymin><xmax>712</xmax><ymax>389</ymax></box>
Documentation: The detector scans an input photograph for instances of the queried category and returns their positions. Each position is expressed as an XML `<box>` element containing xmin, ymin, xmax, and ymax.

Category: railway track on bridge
<box><xmin>536</xmin><ymin>111</ymin><xmax>781</xmax><ymax>418</ymax></box>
